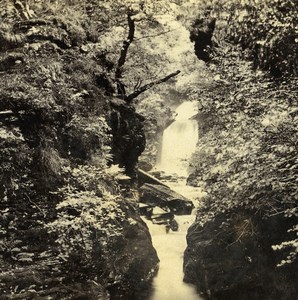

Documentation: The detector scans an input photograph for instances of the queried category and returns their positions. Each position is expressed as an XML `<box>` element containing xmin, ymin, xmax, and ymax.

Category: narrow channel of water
<box><xmin>144</xmin><ymin>216</ymin><xmax>203</xmax><ymax>300</ymax></box>
<box><xmin>144</xmin><ymin>101</ymin><xmax>204</xmax><ymax>300</ymax></box>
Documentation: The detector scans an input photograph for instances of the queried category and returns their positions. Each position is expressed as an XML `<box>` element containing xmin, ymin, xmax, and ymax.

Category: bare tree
<box><xmin>115</xmin><ymin>10</ymin><xmax>180</xmax><ymax>104</ymax></box>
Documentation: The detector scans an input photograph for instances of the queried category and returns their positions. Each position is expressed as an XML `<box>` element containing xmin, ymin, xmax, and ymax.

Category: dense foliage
<box><xmin>0</xmin><ymin>0</ymin><xmax>182</xmax><ymax>297</ymax></box>
<box><xmin>183</xmin><ymin>0</ymin><xmax>298</xmax><ymax>77</ymax></box>
<box><xmin>187</xmin><ymin>0</ymin><xmax>298</xmax><ymax>266</ymax></box>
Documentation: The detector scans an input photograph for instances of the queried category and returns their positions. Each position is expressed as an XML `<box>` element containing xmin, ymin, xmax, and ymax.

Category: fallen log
<box><xmin>139</xmin><ymin>183</ymin><xmax>194</xmax><ymax>215</ymax></box>
<box><xmin>137</xmin><ymin>168</ymin><xmax>168</xmax><ymax>188</ymax></box>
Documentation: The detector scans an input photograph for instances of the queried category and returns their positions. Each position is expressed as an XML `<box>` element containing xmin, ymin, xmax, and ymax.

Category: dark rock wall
<box><xmin>105</xmin><ymin>202</ymin><xmax>159</xmax><ymax>299</ymax></box>
<box><xmin>184</xmin><ymin>211</ymin><xmax>298</xmax><ymax>300</ymax></box>
<box><xmin>190</xmin><ymin>18</ymin><xmax>216</xmax><ymax>62</ymax></box>
<box><xmin>110</xmin><ymin>99</ymin><xmax>146</xmax><ymax>180</ymax></box>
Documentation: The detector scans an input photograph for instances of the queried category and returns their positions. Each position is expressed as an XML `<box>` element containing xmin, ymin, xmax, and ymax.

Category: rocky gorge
<box><xmin>0</xmin><ymin>1</ymin><xmax>297</xmax><ymax>299</ymax></box>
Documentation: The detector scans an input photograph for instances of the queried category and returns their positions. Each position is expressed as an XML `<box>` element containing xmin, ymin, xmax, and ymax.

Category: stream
<box><xmin>143</xmin><ymin>101</ymin><xmax>204</xmax><ymax>300</ymax></box>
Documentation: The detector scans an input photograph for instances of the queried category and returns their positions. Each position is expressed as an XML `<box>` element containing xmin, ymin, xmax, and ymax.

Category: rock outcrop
<box><xmin>110</xmin><ymin>98</ymin><xmax>146</xmax><ymax>180</ymax></box>
<box><xmin>184</xmin><ymin>211</ymin><xmax>298</xmax><ymax>300</ymax></box>
<box><xmin>0</xmin><ymin>198</ymin><xmax>158</xmax><ymax>300</ymax></box>
<box><xmin>101</xmin><ymin>202</ymin><xmax>159</xmax><ymax>299</ymax></box>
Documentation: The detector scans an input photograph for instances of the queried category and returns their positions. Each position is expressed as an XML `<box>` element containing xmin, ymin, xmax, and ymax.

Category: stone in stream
<box><xmin>139</xmin><ymin>183</ymin><xmax>194</xmax><ymax>215</ymax></box>
<box><xmin>151</xmin><ymin>206</ymin><xmax>174</xmax><ymax>224</ymax></box>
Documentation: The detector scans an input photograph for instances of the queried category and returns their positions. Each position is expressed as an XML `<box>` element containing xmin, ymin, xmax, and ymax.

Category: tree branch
<box><xmin>115</xmin><ymin>10</ymin><xmax>135</xmax><ymax>98</ymax></box>
<box><xmin>125</xmin><ymin>70</ymin><xmax>181</xmax><ymax>103</ymax></box>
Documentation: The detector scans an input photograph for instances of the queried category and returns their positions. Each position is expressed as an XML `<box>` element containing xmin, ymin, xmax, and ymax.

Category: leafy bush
<box><xmin>47</xmin><ymin>164</ymin><xmax>126</xmax><ymax>268</ymax></box>
<box><xmin>188</xmin><ymin>38</ymin><xmax>298</xmax><ymax>264</ymax></box>
<box><xmin>0</xmin><ymin>125</ymin><xmax>33</xmax><ymax>202</ymax></box>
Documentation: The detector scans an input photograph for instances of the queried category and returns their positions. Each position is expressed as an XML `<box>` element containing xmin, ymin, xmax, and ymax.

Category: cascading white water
<box><xmin>143</xmin><ymin>101</ymin><xmax>204</xmax><ymax>300</ymax></box>
<box><xmin>144</xmin><ymin>216</ymin><xmax>204</xmax><ymax>300</ymax></box>
<box><xmin>156</xmin><ymin>101</ymin><xmax>199</xmax><ymax>177</ymax></box>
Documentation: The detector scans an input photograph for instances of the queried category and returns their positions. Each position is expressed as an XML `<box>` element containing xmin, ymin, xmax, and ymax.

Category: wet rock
<box><xmin>139</xmin><ymin>202</ymin><xmax>153</xmax><ymax>218</ymax></box>
<box><xmin>151</xmin><ymin>206</ymin><xmax>174</xmax><ymax>225</ymax></box>
<box><xmin>184</xmin><ymin>210</ymin><xmax>298</xmax><ymax>300</ymax></box>
<box><xmin>148</xmin><ymin>170</ymin><xmax>162</xmax><ymax>179</ymax></box>
<box><xmin>106</xmin><ymin>203</ymin><xmax>159</xmax><ymax>299</ymax></box>
<box><xmin>169</xmin><ymin>218</ymin><xmax>179</xmax><ymax>232</ymax></box>
<box><xmin>139</xmin><ymin>183</ymin><xmax>194</xmax><ymax>215</ymax></box>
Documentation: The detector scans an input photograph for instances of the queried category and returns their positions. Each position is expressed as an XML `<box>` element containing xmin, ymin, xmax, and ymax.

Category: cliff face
<box><xmin>189</xmin><ymin>17</ymin><xmax>216</xmax><ymax>62</ymax></box>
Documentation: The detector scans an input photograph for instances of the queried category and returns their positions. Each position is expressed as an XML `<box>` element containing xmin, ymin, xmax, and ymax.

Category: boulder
<box><xmin>139</xmin><ymin>202</ymin><xmax>154</xmax><ymax>218</ymax></box>
<box><xmin>138</xmin><ymin>160</ymin><xmax>153</xmax><ymax>172</ymax></box>
<box><xmin>139</xmin><ymin>183</ymin><xmax>194</xmax><ymax>215</ymax></box>
<box><xmin>94</xmin><ymin>201</ymin><xmax>160</xmax><ymax>299</ymax></box>
<box><xmin>151</xmin><ymin>206</ymin><xmax>174</xmax><ymax>225</ymax></box>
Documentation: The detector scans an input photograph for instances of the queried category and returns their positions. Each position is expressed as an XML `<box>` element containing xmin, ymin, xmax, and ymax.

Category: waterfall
<box><xmin>141</xmin><ymin>101</ymin><xmax>204</xmax><ymax>300</ymax></box>
<box><xmin>156</xmin><ymin>101</ymin><xmax>198</xmax><ymax>177</ymax></box>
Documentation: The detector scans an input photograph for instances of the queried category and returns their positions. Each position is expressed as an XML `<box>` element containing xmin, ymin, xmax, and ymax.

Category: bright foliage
<box><xmin>187</xmin><ymin>0</ymin><xmax>298</xmax><ymax>265</ymax></box>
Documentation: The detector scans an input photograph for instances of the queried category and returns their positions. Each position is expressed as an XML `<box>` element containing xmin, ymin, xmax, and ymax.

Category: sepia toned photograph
<box><xmin>0</xmin><ymin>0</ymin><xmax>297</xmax><ymax>299</ymax></box>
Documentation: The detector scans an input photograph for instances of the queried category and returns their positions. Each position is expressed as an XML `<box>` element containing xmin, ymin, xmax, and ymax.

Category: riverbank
<box><xmin>184</xmin><ymin>1</ymin><xmax>298</xmax><ymax>298</ymax></box>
